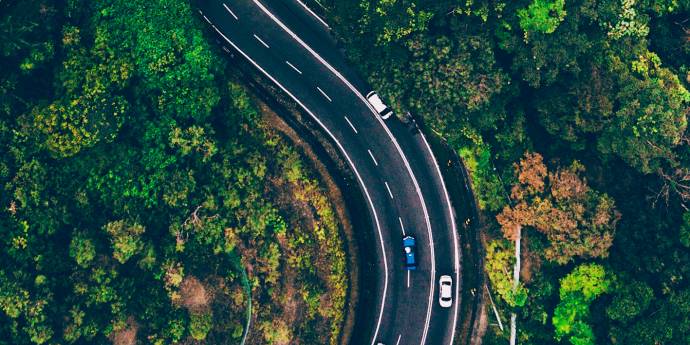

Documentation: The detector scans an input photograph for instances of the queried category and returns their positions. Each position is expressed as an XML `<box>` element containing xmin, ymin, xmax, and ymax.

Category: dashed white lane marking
<box><xmin>202</xmin><ymin>15</ymin><xmax>211</xmax><ymax>24</ymax></box>
<box><xmin>222</xmin><ymin>46</ymin><xmax>230</xmax><ymax>53</ymax></box>
<box><xmin>285</xmin><ymin>60</ymin><xmax>302</xmax><ymax>74</ymax></box>
<box><xmin>316</xmin><ymin>86</ymin><xmax>332</xmax><ymax>102</ymax></box>
<box><xmin>223</xmin><ymin>3</ymin><xmax>239</xmax><ymax>20</ymax></box>
<box><xmin>249</xmin><ymin>3</ymin><xmax>435</xmax><ymax>345</ymax></box>
<box><xmin>253</xmin><ymin>34</ymin><xmax>270</xmax><ymax>48</ymax></box>
<box><xmin>344</xmin><ymin>116</ymin><xmax>358</xmax><ymax>134</ymax></box>
<box><xmin>367</xmin><ymin>149</ymin><xmax>378</xmax><ymax>166</ymax></box>
<box><xmin>407</xmin><ymin>271</ymin><xmax>411</xmax><ymax>288</ymax></box>
<box><xmin>399</xmin><ymin>217</ymin><xmax>406</xmax><ymax>236</ymax></box>
<box><xmin>396</xmin><ymin>334</ymin><xmax>402</xmax><ymax>345</ymax></box>
<box><xmin>384</xmin><ymin>181</ymin><xmax>394</xmax><ymax>199</ymax></box>
<box><xmin>295</xmin><ymin>0</ymin><xmax>330</xmax><ymax>28</ymax></box>
<box><xmin>210</xmin><ymin>27</ymin><xmax>389</xmax><ymax>345</ymax></box>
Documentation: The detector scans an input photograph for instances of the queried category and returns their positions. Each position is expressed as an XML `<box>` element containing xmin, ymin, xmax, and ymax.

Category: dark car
<box><xmin>403</xmin><ymin>235</ymin><xmax>417</xmax><ymax>270</ymax></box>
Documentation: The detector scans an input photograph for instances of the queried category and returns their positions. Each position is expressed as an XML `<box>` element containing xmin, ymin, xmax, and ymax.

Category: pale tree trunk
<box><xmin>510</xmin><ymin>225</ymin><xmax>522</xmax><ymax>345</ymax></box>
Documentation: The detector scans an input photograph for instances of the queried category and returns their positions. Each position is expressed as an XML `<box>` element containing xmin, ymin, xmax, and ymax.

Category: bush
<box><xmin>189</xmin><ymin>311</ymin><xmax>213</xmax><ymax>341</ymax></box>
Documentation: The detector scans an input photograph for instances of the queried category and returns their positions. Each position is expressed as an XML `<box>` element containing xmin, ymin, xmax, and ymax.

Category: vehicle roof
<box><xmin>406</xmin><ymin>251</ymin><xmax>416</xmax><ymax>264</ymax></box>
<box><xmin>441</xmin><ymin>283</ymin><xmax>452</xmax><ymax>293</ymax></box>
<box><xmin>366</xmin><ymin>92</ymin><xmax>388</xmax><ymax>113</ymax></box>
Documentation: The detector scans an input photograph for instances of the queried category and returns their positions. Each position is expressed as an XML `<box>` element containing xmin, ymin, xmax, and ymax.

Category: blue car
<box><xmin>403</xmin><ymin>235</ymin><xmax>417</xmax><ymax>270</ymax></box>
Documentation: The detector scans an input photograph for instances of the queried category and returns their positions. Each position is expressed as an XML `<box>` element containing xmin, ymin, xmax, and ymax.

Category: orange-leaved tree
<box><xmin>497</xmin><ymin>152</ymin><xmax>620</xmax><ymax>264</ymax></box>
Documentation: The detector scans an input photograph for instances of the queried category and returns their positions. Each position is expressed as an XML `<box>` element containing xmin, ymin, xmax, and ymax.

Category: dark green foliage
<box><xmin>681</xmin><ymin>211</ymin><xmax>690</xmax><ymax>248</ymax></box>
<box><xmin>96</xmin><ymin>0</ymin><xmax>221</xmax><ymax>122</ymax></box>
<box><xmin>0</xmin><ymin>0</ymin><xmax>347</xmax><ymax>344</ymax></box>
<box><xmin>606</xmin><ymin>278</ymin><xmax>653</xmax><ymax>322</ymax></box>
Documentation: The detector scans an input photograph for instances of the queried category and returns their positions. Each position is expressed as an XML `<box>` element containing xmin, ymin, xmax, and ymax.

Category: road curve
<box><xmin>195</xmin><ymin>1</ymin><xmax>461</xmax><ymax>344</ymax></box>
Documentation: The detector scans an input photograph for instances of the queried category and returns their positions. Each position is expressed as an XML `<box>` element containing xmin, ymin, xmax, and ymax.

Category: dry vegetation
<box><xmin>110</xmin><ymin>318</ymin><xmax>138</xmax><ymax>345</ymax></box>
<box><xmin>179</xmin><ymin>276</ymin><xmax>210</xmax><ymax>314</ymax></box>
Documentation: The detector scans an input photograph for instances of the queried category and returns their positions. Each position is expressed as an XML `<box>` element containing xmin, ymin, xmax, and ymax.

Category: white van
<box><xmin>366</xmin><ymin>91</ymin><xmax>394</xmax><ymax>120</ymax></box>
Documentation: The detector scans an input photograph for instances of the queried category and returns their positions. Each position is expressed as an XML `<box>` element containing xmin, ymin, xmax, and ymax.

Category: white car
<box><xmin>439</xmin><ymin>275</ymin><xmax>453</xmax><ymax>308</ymax></box>
<box><xmin>366</xmin><ymin>91</ymin><xmax>394</xmax><ymax>120</ymax></box>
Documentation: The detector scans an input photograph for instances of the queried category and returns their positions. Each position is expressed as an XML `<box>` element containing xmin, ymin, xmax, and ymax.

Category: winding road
<box><xmin>196</xmin><ymin>1</ymin><xmax>462</xmax><ymax>344</ymax></box>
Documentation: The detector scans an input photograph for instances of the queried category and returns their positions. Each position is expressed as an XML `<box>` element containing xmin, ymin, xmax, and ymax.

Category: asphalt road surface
<box><xmin>196</xmin><ymin>1</ymin><xmax>461</xmax><ymax>344</ymax></box>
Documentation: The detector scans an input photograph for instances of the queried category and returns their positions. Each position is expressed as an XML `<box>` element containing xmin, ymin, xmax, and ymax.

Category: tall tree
<box><xmin>103</xmin><ymin>220</ymin><xmax>145</xmax><ymax>264</ymax></box>
<box><xmin>552</xmin><ymin>263</ymin><xmax>611</xmax><ymax>345</ymax></box>
<box><xmin>497</xmin><ymin>152</ymin><xmax>619</xmax><ymax>264</ymax></box>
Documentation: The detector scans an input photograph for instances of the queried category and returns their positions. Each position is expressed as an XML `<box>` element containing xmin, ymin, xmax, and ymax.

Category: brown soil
<box><xmin>110</xmin><ymin>317</ymin><xmax>138</xmax><ymax>345</ymax></box>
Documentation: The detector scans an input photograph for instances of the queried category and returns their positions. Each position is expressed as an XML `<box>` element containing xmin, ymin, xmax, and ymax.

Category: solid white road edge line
<box><xmin>294</xmin><ymin>0</ymin><xmax>330</xmax><ymax>28</ymax></box>
<box><xmin>249</xmin><ymin>3</ymin><xmax>437</xmax><ymax>344</ymax></box>
<box><xmin>418</xmin><ymin>130</ymin><xmax>461</xmax><ymax>345</ymax></box>
<box><xmin>316</xmin><ymin>86</ymin><xmax>332</xmax><ymax>102</ymax></box>
<box><xmin>344</xmin><ymin>116</ymin><xmax>358</xmax><ymax>134</ymax></box>
<box><xmin>285</xmin><ymin>60</ymin><xmax>303</xmax><ymax>74</ymax></box>
<box><xmin>367</xmin><ymin>149</ymin><xmax>378</xmax><ymax>166</ymax></box>
<box><xmin>399</xmin><ymin>217</ymin><xmax>406</xmax><ymax>236</ymax></box>
<box><xmin>223</xmin><ymin>3</ymin><xmax>239</xmax><ymax>20</ymax></box>
<box><xmin>385</xmin><ymin>181</ymin><xmax>394</xmax><ymax>199</ymax></box>
<box><xmin>203</xmin><ymin>15</ymin><xmax>212</xmax><ymax>24</ymax></box>
<box><xmin>253</xmin><ymin>34</ymin><xmax>270</xmax><ymax>48</ymax></box>
<box><xmin>210</xmin><ymin>24</ymin><xmax>390</xmax><ymax>345</ymax></box>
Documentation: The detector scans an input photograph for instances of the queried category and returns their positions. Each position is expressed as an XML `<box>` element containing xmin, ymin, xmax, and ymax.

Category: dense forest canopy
<box><xmin>0</xmin><ymin>0</ymin><xmax>347</xmax><ymax>344</ymax></box>
<box><xmin>317</xmin><ymin>0</ymin><xmax>690</xmax><ymax>344</ymax></box>
<box><xmin>2</xmin><ymin>0</ymin><xmax>690</xmax><ymax>344</ymax></box>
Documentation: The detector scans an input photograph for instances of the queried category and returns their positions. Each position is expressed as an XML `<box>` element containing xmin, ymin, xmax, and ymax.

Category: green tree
<box><xmin>518</xmin><ymin>0</ymin><xmax>566</xmax><ymax>35</ymax></box>
<box><xmin>553</xmin><ymin>263</ymin><xmax>611</xmax><ymax>345</ymax></box>
<box><xmin>69</xmin><ymin>232</ymin><xmax>96</xmax><ymax>268</ymax></box>
<box><xmin>535</xmin><ymin>48</ymin><xmax>689</xmax><ymax>174</ymax></box>
<box><xmin>96</xmin><ymin>0</ymin><xmax>221</xmax><ymax>121</ymax></box>
<box><xmin>606</xmin><ymin>279</ymin><xmax>653</xmax><ymax>322</ymax></box>
<box><xmin>103</xmin><ymin>220</ymin><xmax>145</xmax><ymax>264</ymax></box>
<box><xmin>597</xmin><ymin>51</ymin><xmax>690</xmax><ymax>174</ymax></box>
<box><xmin>169</xmin><ymin>125</ymin><xmax>218</xmax><ymax>162</ymax></box>
<box><xmin>356</xmin><ymin>0</ymin><xmax>434</xmax><ymax>45</ymax></box>
<box><xmin>485</xmin><ymin>240</ymin><xmax>528</xmax><ymax>307</ymax></box>
<box><xmin>189</xmin><ymin>311</ymin><xmax>213</xmax><ymax>340</ymax></box>
<box><xmin>608</xmin><ymin>289</ymin><xmax>690</xmax><ymax>344</ymax></box>
<box><xmin>31</xmin><ymin>25</ymin><xmax>131</xmax><ymax>158</ymax></box>
<box><xmin>0</xmin><ymin>271</ymin><xmax>30</xmax><ymax>319</ymax></box>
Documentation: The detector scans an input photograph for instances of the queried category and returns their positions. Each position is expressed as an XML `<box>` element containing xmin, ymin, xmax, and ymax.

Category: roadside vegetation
<box><xmin>0</xmin><ymin>1</ymin><xmax>347</xmax><ymax>344</ymax></box>
<box><xmin>319</xmin><ymin>0</ymin><xmax>690</xmax><ymax>343</ymax></box>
